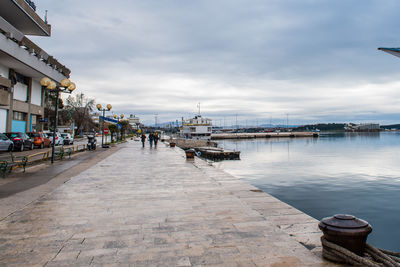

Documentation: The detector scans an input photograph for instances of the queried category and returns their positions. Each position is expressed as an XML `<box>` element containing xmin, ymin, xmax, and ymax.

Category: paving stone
<box><xmin>0</xmin><ymin>141</ymin><xmax>336</xmax><ymax>266</ymax></box>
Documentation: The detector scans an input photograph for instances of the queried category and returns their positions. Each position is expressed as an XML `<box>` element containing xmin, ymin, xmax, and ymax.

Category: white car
<box><xmin>0</xmin><ymin>133</ymin><xmax>13</xmax><ymax>151</ymax></box>
<box><xmin>46</xmin><ymin>132</ymin><xmax>64</xmax><ymax>146</ymax></box>
<box><xmin>61</xmin><ymin>133</ymin><xmax>74</xmax><ymax>145</ymax></box>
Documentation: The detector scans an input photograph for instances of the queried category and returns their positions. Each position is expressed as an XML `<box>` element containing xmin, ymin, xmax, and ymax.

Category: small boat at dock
<box><xmin>194</xmin><ymin>147</ymin><xmax>240</xmax><ymax>161</ymax></box>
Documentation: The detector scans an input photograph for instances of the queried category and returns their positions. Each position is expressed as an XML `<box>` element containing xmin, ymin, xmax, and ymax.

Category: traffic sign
<box><xmin>103</xmin><ymin>128</ymin><xmax>109</xmax><ymax>134</ymax></box>
<box><xmin>99</xmin><ymin>116</ymin><xmax>118</xmax><ymax>123</ymax></box>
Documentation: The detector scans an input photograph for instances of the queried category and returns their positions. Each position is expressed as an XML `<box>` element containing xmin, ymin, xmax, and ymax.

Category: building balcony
<box><xmin>0</xmin><ymin>89</ymin><xmax>11</xmax><ymax>106</ymax></box>
<box><xmin>0</xmin><ymin>76</ymin><xmax>12</xmax><ymax>88</ymax></box>
<box><xmin>0</xmin><ymin>16</ymin><xmax>70</xmax><ymax>82</ymax></box>
<box><xmin>0</xmin><ymin>0</ymin><xmax>51</xmax><ymax>36</ymax></box>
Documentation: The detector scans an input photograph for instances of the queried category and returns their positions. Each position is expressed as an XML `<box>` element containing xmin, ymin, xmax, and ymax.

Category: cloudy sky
<box><xmin>32</xmin><ymin>0</ymin><xmax>400</xmax><ymax>126</ymax></box>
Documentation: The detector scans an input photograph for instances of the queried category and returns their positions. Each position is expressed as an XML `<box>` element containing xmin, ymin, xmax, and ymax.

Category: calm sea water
<box><xmin>215</xmin><ymin>132</ymin><xmax>400</xmax><ymax>251</ymax></box>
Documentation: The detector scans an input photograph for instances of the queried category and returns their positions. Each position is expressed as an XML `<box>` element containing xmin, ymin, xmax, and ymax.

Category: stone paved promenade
<box><xmin>0</xmin><ymin>141</ymin><xmax>336</xmax><ymax>266</ymax></box>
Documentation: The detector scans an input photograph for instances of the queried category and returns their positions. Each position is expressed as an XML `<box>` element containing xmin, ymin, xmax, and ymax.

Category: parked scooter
<box><xmin>87</xmin><ymin>135</ymin><xmax>96</xmax><ymax>150</ymax></box>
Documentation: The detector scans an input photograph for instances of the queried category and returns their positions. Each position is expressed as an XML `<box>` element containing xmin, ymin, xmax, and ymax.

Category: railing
<box><xmin>25</xmin><ymin>144</ymin><xmax>88</xmax><ymax>163</ymax></box>
<box><xmin>24</xmin><ymin>0</ymin><xmax>36</xmax><ymax>11</ymax></box>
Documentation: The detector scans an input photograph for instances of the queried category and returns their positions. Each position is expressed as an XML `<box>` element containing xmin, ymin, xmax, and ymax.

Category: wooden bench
<box><xmin>0</xmin><ymin>152</ymin><xmax>27</xmax><ymax>178</ymax></box>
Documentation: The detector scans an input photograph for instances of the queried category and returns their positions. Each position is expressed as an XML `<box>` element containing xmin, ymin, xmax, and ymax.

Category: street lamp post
<box><xmin>113</xmin><ymin>114</ymin><xmax>118</xmax><ymax>141</ymax></box>
<box><xmin>40</xmin><ymin>77</ymin><xmax>76</xmax><ymax>164</ymax></box>
<box><xmin>119</xmin><ymin>114</ymin><xmax>125</xmax><ymax>140</ymax></box>
<box><xmin>113</xmin><ymin>114</ymin><xmax>124</xmax><ymax>140</ymax></box>
<box><xmin>97</xmin><ymin>104</ymin><xmax>112</xmax><ymax>148</ymax></box>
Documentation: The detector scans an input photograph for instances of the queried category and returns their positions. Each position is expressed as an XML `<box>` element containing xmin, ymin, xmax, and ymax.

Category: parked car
<box><xmin>46</xmin><ymin>132</ymin><xmax>64</xmax><ymax>146</ymax></box>
<box><xmin>4</xmin><ymin>132</ymin><xmax>34</xmax><ymax>151</ymax></box>
<box><xmin>27</xmin><ymin>132</ymin><xmax>51</xmax><ymax>149</ymax></box>
<box><xmin>0</xmin><ymin>133</ymin><xmax>14</xmax><ymax>152</ymax></box>
<box><xmin>61</xmin><ymin>133</ymin><xmax>74</xmax><ymax>145</ymax></box>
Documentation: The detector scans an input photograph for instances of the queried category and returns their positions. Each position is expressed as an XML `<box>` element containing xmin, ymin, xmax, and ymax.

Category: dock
<box><xmin>195</xmin><ymin>146</ymin><xmax>240</xmax><ymax>161</ymax></box>
<box><xmin>211</xmin><ymin>131</ymin><xmax>319</xmax><ymax>140</ymax></box>
<box><xmin>165</xmin><ymin>138</ymin><xmax>218</xmax><ymax>150</ymax></box>
<box><xmin>0</xmin><ymin>140</ymin><xmax>335</xmax><ymax>266</ymax></box>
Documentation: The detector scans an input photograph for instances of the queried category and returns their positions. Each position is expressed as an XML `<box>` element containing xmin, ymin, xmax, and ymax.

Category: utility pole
<box><xmin>235</xmin><ymin>114</ymin><xmax>238</xmax><ymax>132</ymax></box>
<box><xmin>286</xmin><ymin>113</ymin><xmax>289</xmax><ymax>130</ymax></box>
<box><xmin>224</xmin><ymin>116</ymin><xmax>226</xmax><ymax>129</ymax></box>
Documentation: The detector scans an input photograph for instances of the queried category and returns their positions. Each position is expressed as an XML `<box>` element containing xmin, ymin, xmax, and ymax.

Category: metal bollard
<box><xmin>319</xmin><ymin>214</ymin><xmax>372</xmax><ymax>261</ymax></box>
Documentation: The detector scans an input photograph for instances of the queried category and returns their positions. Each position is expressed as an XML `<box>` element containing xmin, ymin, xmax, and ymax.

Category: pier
<box><xmin>195</xmin><ymin>147</ymin><xmax>241</xmax><ymax>161</ymax></box>
<box><xmin>0</xmin><ymin>140</ymin><xmax>335</xmax><ymax>266</ymax></box>
<box><xmin>211</xmin><ymin>131</ymin><xmax>319</xmax><ymax>140</ymax></box>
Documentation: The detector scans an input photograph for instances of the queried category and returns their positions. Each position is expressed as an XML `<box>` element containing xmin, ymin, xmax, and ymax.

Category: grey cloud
<box><xmin>33</xmin><ymin>0</ymin><xmax>400</xmax><ymax>125</ymax></box>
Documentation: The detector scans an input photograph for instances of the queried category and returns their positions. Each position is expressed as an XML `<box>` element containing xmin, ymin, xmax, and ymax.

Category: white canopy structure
<box><xmin>378</xmin><ymin>47</ymin><xmax>400</xmax><ymax>58</ymax></box>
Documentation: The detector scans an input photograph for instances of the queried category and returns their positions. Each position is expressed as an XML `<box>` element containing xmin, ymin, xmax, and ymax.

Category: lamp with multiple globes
<box><xmin>113</xmin><ymin>114</ymin><xmax>125</xmax><ymax>140</ymax></box>
<box><xmin>40</xmin><ymin>77</ymin><xmax>76</xmax><ymax>164</ymax></box>
<box><xmin>97</xmin><ymin>103</ymin><xmax>113</xmax><ymax>148</ymax></box>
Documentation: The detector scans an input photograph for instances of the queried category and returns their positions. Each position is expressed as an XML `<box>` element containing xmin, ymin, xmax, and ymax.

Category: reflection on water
<box><xmin>215</xmin><ymin>132</ymin><xmax>400</xmax><ymax>251</ymax></box>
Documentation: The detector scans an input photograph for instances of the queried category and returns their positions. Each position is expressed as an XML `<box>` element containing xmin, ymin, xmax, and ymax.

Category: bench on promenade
<box><xmin>53</xmin><ymin>146</ymin><xmax>73</xmax><ymax>160</ymax></box>
<box><xmin>0</xmin><ymin>152</ymin><xmax>27</xmax><ymax>178</ymax></box>
<box><xmin>65</xmin><ymin>147</ymin><xmax>72</xmax><ymax>159</ymax></box>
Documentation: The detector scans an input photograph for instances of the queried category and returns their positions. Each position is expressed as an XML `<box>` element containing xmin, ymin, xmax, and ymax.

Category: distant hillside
<box><xmin>294</xmin><ymin>123</ymin><xmax>346</xmax><ymax>131</ymax></box>
<box><xmin>381</xmin><ymin>124</ymin><xmax>400</xmax><ymax>129</ymax></box>
<box><xmin>259</xmin><ymin>124</ymin><xmax>299</xmax><ymax>128</ymax></box>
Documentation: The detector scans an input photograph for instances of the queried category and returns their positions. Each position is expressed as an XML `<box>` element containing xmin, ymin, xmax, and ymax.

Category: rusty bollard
<box><xmin>169</xmin><ymin>142</ymin><xmax>176</xmax><ymax>147</ymax></box>
<box><xmin>185</xmin><ymin>149</ymin><xmax>195</xmax><ymax>160</ymax></box>
<box><xmin>319</xmin><ymin>214</ymin><xmax>372</xmax><ymax>262</ymax></box>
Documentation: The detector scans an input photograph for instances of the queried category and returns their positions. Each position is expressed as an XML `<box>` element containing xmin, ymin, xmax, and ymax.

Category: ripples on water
<box><xmin>215</xmin><ymin>132</ymin><xmax>400</xmax><ymax>251</ymax></box>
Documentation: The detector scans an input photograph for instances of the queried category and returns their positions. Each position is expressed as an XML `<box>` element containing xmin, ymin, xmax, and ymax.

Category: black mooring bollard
<box><xmin>319</xmin><ymin>214</ymin><xmax>372</xmax><ymax>262</ymax></box>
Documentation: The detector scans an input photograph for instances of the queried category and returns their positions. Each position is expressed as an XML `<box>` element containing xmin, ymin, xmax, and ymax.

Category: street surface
<box><xmin>0</xmin><ymin>140</ymin><xmax>334</xmax><ymax>266</ymax></box>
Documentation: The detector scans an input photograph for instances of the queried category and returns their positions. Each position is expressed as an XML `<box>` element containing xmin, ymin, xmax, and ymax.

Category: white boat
<box><xmin>180</xmin><ymin>115</ymin><xmax>212</xmax><ymax>140</ymax></box>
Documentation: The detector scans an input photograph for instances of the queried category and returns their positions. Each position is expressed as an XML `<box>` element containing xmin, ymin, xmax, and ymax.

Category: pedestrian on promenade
<box><xmin>141</xmin><ymin>134</ymin><xmax>146</xmax><ymax>147</ymax></box>
<box><xmin>154</xmin><ymin>133</ymin><xmax>159</xmax><ymax>147</ymax></box>
<box><xmin>149</xmin><ymin>133</ymin><xmax>154</xmax><ymax>148</ymax></box>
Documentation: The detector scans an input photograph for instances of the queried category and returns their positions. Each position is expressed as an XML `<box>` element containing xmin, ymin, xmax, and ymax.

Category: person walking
<box><xmin>149</xmin><ymin>133</ymin><xmax>154</xmax><ymax>148</ymax></box>
<box><xmin>154</xmin><ymin>132</ymin><xmax>159</xmax><ymax>147</ymax></box>
<box><xmin>141</xmin><ymin>134</ymin><xmax>146</xmax><ymax>147</ymax></box>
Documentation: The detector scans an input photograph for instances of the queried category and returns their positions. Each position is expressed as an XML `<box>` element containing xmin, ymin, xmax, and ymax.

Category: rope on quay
<box><xmin>321</xmin><ymin>237</ymin><xmax>400</xmax><ymax>267</ymax></box>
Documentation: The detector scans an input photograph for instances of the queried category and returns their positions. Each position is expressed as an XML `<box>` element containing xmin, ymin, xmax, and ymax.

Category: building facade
<box><xmin>344</xmin><ymin>123</ymin><xmax>380</xmax><ymax>132</ymax></box>
<box><xmin>0</xmin><ymin>0</ymin><xmax>70</xmax><ymax>133</ymax></box>
<box><xmin>128</xmin><ymin>114</ymin><xmax>140</xmax><ymax>130</ymax></box>
<box><xmin>180</xmin><ymin>115</ymin><xmax>212</xmax><ymax>140</ymax></box>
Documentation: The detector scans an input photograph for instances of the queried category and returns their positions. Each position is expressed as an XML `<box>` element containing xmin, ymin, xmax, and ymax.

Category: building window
<box><xmin>190</xmin><ymin>127</ymin><xmax>196</xmax><ymax>132</ymax></box>
<box><xmin>13</xmin><ymin>111</ymin><xmax>26</xmax><ymax>121</ymax></box>
<box><xmin>208</xmin><ymin>127</ymin><xmax>212</xmax><ymax>132</ymax></box>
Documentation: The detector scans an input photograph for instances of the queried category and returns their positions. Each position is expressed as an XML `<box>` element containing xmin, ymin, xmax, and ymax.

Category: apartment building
<box><xmin>0</xmin><ymin>0</ymin><xmax>70</xmax><ymax>133</ymax></box>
